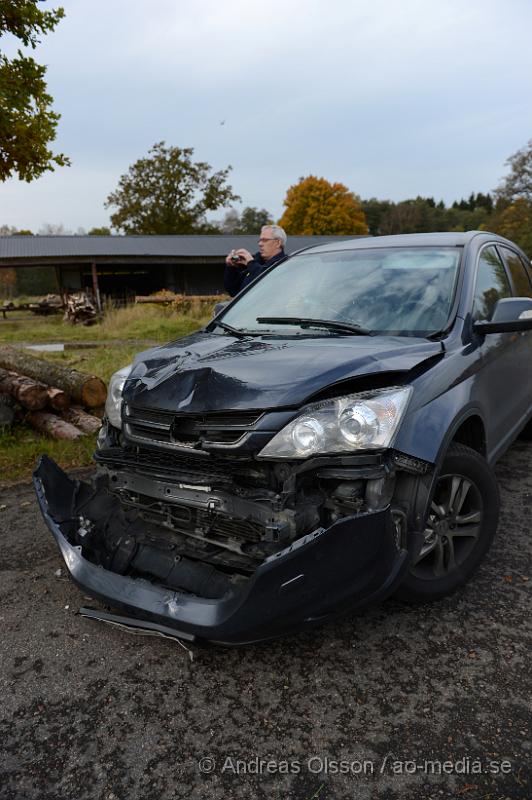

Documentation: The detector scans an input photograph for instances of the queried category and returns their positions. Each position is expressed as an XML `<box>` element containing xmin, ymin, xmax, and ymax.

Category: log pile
<box><xmin>0</xmin><ymin>393</ymin><xmax>16</xmax><ymax>430</ymax></box>
<box><xmin>61</xmin><ymin>406</ymin><xmax>103</xmax><ymax>434</ymax></box>
<box><xmin>0</xmin><ymin>346</ymin><xmax>106</xmax><ymax>407</ymax></box>
<box><xmin>63</xmin><ymin>292</ymin><xmax>98</xmax><ymax>325</ymax></box>
<box><xmin>0</xmin><ymin>345</ymin><xmax>106</xmax><ymax>440</ymax></box>
<box><xmin>28</xmin><ymin>294</ymin><xmax>64</xmax><ymax>316</ymax></box>
<box><xmin>2</xmin><ymin>292</ymin><xmax>98</xmax><ymax>322</ymax></box>
<box><xmin>135</xmin><ymin>292</ymin><xmax>229</xmax><ymax>315</ymax></box>
<box><xmin>26</xmin><ymin>411</ymin><xmax>84</xmax><ymax>440</ymax></box>
<box><xmin>1</xmin><ymin>301</ymin><xmax>32</xmax><ymax>318</ymax></box>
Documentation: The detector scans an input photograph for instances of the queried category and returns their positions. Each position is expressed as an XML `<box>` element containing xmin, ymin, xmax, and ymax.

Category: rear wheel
<box><xmin>397</xmin><ymin>443</ymin><xmax>499</xmax><ymax>602</ymax></box>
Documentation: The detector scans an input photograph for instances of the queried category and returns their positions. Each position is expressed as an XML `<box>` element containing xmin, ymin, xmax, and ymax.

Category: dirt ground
<box><xmin>0</xmin><ymin>440</ymin><xmax>530</xmax><ymax>800</ymax></box>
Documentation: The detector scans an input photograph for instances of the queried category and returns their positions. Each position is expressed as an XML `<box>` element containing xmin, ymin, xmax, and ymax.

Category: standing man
<box><xmin>224</xmin><ymin>225</ymin><xmax>287</xmax><ymax>297</ymax></box>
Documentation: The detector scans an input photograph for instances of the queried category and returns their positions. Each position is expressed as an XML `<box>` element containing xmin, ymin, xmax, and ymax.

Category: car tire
<box><xmin>396</xmin><ymin>443</ymin><xmax>499</xmax><ymax>602</ymax></box>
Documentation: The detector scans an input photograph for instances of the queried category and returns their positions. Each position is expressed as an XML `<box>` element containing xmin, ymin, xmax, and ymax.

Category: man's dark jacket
<box><xmin>224</xmin><ymin>249</ymin><xmax>286</xmax><ymax>297</ymax></box>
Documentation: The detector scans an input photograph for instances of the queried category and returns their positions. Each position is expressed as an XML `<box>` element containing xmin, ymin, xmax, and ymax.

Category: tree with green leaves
<box><xmin>360</xmin><ymin>198</ymin><xmax>394</xmax><ymax>236</ymax></box>
<box><xmin>237</xmin><ymin>206</ymin><xmax>271</xmax><ymax>234</ymax></box>
<box><xmin>378</xmin><ymin>197</ymin><xmax>448</xmax><ymax>235</ymax></box>
<box><xmin>220</xmin><ymin>206</ymin><xmax>272</xmax><ymax>234</ymax></box>
<box><xmin>0</xmin><ymin>0</ymin><xmax>69</xmax><ymax>181</ymax></box>
<box><xmin>278</xmin><ymin>176</ymin><xmax>368</xmax><ymax>235</ymax></box>
<box><xmin>452</xmin><ymin>193</ymin><xmax>493</xmax><ymax>213</ymax></box>
<box><xmin>105</xmin><ymin>142</ymin><xmax>240</xmax><ymax>234</ymax></box>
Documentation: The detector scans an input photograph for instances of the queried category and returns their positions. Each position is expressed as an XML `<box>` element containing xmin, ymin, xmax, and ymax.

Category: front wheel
<box><xmin>397</xmin><ymin>443</ymin><xmax>499</xmax><ymax>602</ymax></box>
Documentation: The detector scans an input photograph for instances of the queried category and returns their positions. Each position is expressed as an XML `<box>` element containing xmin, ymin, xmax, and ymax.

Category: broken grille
<box><xmin>123</xmin><ymin>405</ymin><xmax>263</xmax><ymax>448</ymax></box>
<box><xmin>94</xmin><ymin>446</ymin><xmax>269</xmax><ymax>488</ymax></box>
<box><xmin>116</xmin><ymin>489</ymin><xmax>264</xmax><ymax>544</ymax></box>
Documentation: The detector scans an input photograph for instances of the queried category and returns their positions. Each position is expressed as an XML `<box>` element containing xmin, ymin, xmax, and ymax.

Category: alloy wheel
<box><xmin>411</xmin><ymin>472</ymin><xmax>483</xmax><ymax>579</ymax></box>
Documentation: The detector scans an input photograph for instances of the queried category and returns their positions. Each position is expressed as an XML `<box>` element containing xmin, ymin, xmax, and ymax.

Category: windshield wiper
<box><xmin>211</xmin><ymin>320</ymin><xmax>259</xmax><ymax>338</ymax></box>
<box><xmin>256</xmin><ymin>317</ymin><xmax>372</xmax><ymax>335</ymax></box>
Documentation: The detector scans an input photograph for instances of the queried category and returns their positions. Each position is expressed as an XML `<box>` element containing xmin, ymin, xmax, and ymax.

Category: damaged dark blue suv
<box><xmin>34</xmin><ymin>232</ymin><xmax>532</xmax><ymax>644</ymax></box>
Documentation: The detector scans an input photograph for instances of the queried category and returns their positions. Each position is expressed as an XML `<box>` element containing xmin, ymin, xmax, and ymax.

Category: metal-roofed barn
<box><xmin>0</xmin><ymin>234</ymin><xmax>361</xmax><ymax>300</ymax></box>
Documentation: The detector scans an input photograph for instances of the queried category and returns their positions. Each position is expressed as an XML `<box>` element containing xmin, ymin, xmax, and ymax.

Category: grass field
<box><xmin>0</xmin><ymin>303</ymin><xmax>210</xmax><ymax>483</ymax></box>
<box><xmin>0</xmin><ymin>302</ymin><xmax>211</xmax><ymax>344</ymax></box>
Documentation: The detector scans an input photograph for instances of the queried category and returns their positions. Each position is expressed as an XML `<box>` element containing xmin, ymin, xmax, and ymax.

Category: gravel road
<box><xmin>1</xmin><ymin>440</ymin><xmax>530</xmax><ymax>800</ymax></box>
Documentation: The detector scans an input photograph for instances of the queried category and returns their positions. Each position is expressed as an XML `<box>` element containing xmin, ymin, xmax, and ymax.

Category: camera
<box><xmin>230</xmin><ymin>253</ymin><xmax>241</xmax><ymax>264</ymax></box>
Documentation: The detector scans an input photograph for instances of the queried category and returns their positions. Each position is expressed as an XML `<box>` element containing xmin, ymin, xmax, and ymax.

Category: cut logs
<box><xmin>26</xmin><ymin>411</ymin><xmax>84</xmax><ymax>440</ymax></box>
<box><xmin>0</xmin><ymin>368</ymin><xmax>49</xmax><ymax>411</ymax></box>
<box><xmin>0</xmin><ymin>345</ymin><xmax>108</xmax><ymax>440</ymax></box>
<box><xmin>0</xmin><ymin>345</ymin><xmax>106</xmax><ymax>408</ymax></box>
<box><xmin>61</xmin><ymin>406</ymin><xmax>102</xmax><ymax>434</ymax></box>
<box><xmin>47</xmin><ymin>387</ymin><xmax>70</xmax><ymax>412</ymax></box>
<box><xmin>0</xmin><ymin>393</ymin><xmax>16</xmax><ymax>430</ymax></box>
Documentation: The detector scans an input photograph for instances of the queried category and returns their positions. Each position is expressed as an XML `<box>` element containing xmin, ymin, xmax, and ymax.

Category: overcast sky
<box><xmin>2</xmin><ymin>0</ymin><xmax>532</xmax><ymax>233</ymax></box>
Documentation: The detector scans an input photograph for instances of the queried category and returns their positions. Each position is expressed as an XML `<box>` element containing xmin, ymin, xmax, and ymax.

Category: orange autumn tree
<box><xmin>278</xmin><ymin>176</ymin><xmax>368</xmax><ymax>235</ymax></box>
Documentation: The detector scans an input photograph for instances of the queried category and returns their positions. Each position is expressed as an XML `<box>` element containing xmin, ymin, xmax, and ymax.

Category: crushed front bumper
<box><xmin>34</xmin><ymin>455</ymin><xmax>410</xmax><ymax>645</ymax></box>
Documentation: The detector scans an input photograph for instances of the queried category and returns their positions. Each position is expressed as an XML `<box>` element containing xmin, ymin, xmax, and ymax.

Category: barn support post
<box><xmin>91</xmin><ymin>262</ymin><xmax>102</xmax><ymax>312</ymax></box>
<box><xmin>54</xmin><ymin>264</ymin><xmax>61</xmax><ymax>294</ymax></box>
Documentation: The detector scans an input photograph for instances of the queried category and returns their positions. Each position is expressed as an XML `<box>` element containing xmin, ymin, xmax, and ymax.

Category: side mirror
<box><xmin>473</xmin><ymin>297</ymin><xmax>532</xmax><ymax>334</ymax></box>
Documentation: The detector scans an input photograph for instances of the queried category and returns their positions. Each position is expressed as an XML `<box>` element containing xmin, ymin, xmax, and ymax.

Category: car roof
<box><xmin>298</xmin><ymin>230</ymin><xmax>502</xmax><ymax>254</ymax></box>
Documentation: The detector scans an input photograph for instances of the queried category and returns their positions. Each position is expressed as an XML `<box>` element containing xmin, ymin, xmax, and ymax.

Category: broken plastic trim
<box><xmin>79</xmin><ymin>607</ymin><xmax>195</xmax><ymax>642</ymax></box>
<box><xmin>34</xmin><ymin>455</ymin><xmax>410</xmax><ymax>644</ymax></box>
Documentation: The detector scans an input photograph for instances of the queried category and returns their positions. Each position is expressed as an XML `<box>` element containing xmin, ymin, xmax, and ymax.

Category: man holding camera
<box><xmin>224</xmin><ymin>225</ymin><xmax>287</xmax><ymax>297</ymax></box>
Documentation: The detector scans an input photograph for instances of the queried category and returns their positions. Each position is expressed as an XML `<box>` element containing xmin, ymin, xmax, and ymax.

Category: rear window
<box><xmin>498</xmin><ymin>247</ymin><xmax>532</xmax><ymax>298</ymax></box>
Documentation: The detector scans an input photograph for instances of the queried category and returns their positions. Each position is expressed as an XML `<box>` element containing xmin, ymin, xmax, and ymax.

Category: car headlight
<box><xmin>104</xmin><ymin>364</ymin><xmax>132</xmax><ymax>429</ymax></box>
<box><xmin>258</xmin><ymin>386</ymin><xmax>412</xmax><ymax>459</ymax></box>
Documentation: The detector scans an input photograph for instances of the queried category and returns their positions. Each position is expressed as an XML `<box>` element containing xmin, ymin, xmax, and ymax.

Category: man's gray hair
<box><xmin>262</xmin><ymin>224</ymin><xmax>287</xmax><ymax>247</ymax></box>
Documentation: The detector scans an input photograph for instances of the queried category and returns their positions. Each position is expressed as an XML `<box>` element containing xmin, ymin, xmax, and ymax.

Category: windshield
<box><xmin>220</xmin><ymin>247</ymin><xmax>461</xmax><ymax>336</ymax></box>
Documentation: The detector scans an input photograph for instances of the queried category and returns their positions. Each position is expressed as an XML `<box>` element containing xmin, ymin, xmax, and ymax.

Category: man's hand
<box><xmin>225</xmin><ymin>248</ymin><xmax>253</xmax><ymax>267</ymax></box>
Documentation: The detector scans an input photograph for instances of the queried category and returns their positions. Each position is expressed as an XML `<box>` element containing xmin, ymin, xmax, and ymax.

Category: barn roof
<box><xmin>0</xmin><ymin>234</ymin><xmax>363</xmax><ymax>264</ymax></box>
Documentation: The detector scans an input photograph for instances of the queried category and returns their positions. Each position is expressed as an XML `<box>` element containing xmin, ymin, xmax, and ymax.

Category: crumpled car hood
<box><xmin>123</xmin><ymin>330</ymin><xmax>443</xmax><ymax>412</ymax></box>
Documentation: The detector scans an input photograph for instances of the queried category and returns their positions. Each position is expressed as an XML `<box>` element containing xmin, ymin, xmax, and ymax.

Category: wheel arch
<box><xmin>449</xmin><ymin>414</ymin><xmax>487</xmax><ymax>457</ymax></box>
<box><xmin>432</xmin><ymin>409</ymin><xmax>488</xmax><ymax>471</ymax></box>
<box><xmin>393</xmin><ymin>411</ymin><xmax>487</xmax><ymax>539</ymax></box>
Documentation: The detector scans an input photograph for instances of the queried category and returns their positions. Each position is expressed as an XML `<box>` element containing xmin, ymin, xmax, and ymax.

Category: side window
<box><xmin>498</xmin><ymin>247</ymin><xmax>532</xmax><ymax>298</ymax></box>
<box><xmin>472</xmin><ymin>246</ymin><xmax>512</xmax><ymax>321</ymax></box>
